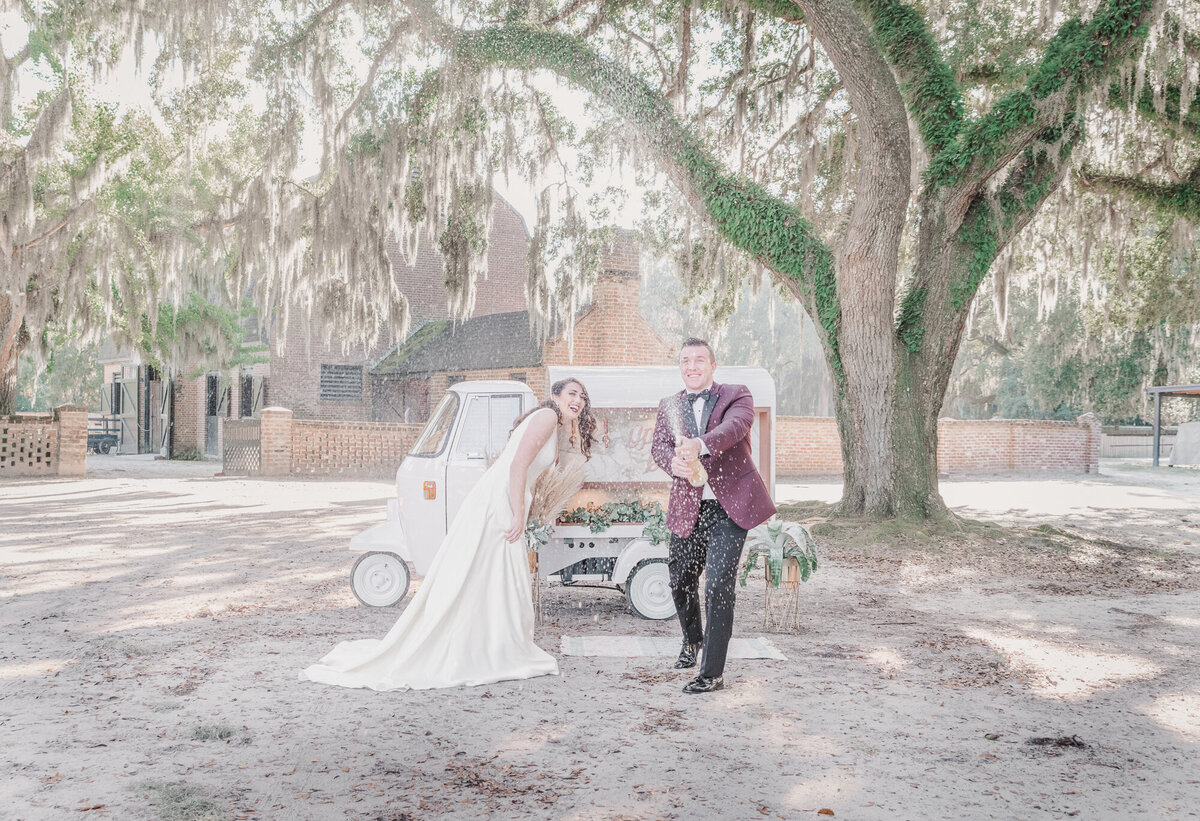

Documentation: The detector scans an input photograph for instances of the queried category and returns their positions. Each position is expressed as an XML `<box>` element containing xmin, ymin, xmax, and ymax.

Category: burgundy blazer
<box><xmin>651</xmin><ymin>382</ymin><xmax>776</xmax><ymax>537</ymax></box>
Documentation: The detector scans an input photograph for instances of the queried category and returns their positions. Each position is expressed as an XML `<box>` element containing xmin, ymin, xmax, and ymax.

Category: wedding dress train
<box><xmin>300</xmin><ymin>408</ymin><xmax>560</xmax><ymax>690</ymax></box>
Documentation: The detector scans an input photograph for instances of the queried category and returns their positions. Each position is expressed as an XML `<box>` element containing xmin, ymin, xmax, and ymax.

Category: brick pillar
<box><xmin>259</xmin><ymin>407</ymin><xmax>293</xmax><ymax>476</ymax></box>
<box><xmin>55</xmin><ymin>405</ymin><xmax>88</xmax><ymax>477</ymax></box>
<box><xmin>1077</xmin><ymin>413</ymin><xmax>1102</xmax><ymax>474</ymax></box>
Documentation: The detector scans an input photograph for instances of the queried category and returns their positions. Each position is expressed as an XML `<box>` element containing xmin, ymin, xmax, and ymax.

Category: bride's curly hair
<box><xmin>512</xmin><ymin>378</ymin><xmax>596</xmax><ymax>459</ymax></box>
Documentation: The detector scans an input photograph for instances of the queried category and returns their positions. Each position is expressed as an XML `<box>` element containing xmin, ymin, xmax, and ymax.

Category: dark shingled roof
<box><xmin>372</xmin><ymin>311</ymin><xmax>547</xmax><ymax>375</ymax></box>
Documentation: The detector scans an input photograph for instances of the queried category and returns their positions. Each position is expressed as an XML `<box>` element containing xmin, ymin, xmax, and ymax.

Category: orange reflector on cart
<box><xmin>423</xmin><ymin>481</ymin><xmax>436</xmax><ymax>499</ymax></box>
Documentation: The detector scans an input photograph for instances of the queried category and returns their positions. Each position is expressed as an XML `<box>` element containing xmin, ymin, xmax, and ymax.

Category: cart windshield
<box><xmin>409</xmin><ymin>392</ymin><xmax>459</xmax><ymax>457</ymax></box>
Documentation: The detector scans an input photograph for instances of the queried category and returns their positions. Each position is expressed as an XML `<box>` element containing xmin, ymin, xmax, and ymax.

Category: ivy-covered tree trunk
<box><xmin>0</xmin><ymin>294</ymin><xmax>26</xmax><ymax>416</ymax></box>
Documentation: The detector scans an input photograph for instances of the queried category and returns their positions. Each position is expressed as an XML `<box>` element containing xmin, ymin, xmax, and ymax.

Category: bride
<box><xmin>300</xmin><ymin>378</ymin><xmax>595</xmax><ymax>691</ymax></box>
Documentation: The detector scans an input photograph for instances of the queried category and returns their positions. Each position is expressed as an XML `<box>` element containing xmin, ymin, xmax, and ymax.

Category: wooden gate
<box><xmin>205</xmin><ymin>374</ymin><xmax>228</xmax><ymax>457</ymax></box>
<box><xmin>115</xmin><ymin>378</ymin><xmax>138</xmax><ymax>454</ymax></box>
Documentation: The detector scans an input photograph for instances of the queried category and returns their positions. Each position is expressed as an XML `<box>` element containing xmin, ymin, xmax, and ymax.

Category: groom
<box><xmin>651</xmin><ymin>338</ymin><xmax>776</xmax><ymax>694</ymax></box>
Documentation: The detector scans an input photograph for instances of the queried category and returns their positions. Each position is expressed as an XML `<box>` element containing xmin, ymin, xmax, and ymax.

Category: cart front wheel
<box><xmin>351</xmin><ymin>552</ymin><xmax>411</xmax><ymax>607</ymax></box>
<box><xmin>625</xmin><ymin>560</ymin><xmax>676</xmax><ymax>620</ymax></box>
<box><xmin>98</xmin><ymin>440</ymin><xmax>113</xmax><ymax>455</ymax></box>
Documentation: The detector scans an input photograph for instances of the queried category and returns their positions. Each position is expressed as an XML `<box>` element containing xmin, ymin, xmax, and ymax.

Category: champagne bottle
<box><xmin>677</xmin><ymin>434</ymin><xmax>708</xmax><ymax>488</ymax></box>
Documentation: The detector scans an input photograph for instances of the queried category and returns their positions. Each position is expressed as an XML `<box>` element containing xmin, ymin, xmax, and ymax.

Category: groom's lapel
<box><xmin>699</xmin><ymin>383</ymin><xmax>720</xmax><ymax>433</ymax></box>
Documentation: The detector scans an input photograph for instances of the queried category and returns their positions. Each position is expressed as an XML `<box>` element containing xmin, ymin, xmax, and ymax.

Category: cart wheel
<box><xmin>351</xmin><ymin>552</ymin><xmax>411</xmax><ymax>607</ymax></box>
<box><xmin>625</xmin><ymin>560</ymin><xmax>676</xmax><ymax>620</ymax></box>
<box><xmin>99</xmin><ymin>440</ymin><xmax>113</xmax><ymax>455</ymax></box>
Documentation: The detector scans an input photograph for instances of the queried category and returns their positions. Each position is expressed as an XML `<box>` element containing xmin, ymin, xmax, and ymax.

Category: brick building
<box><xmin>97</xmin><ymin>197</ymin><xmax>532</xmax><ymax>456</ymax></box>
<box><xmin>143</xmin><ymin>198</ymin><xmax>670</xmax><ymax>457</ymax></box>
<box><xmin>371</xmin><ymin>228</ymin><xmax>675</xmax><ymax>416</ymax></box>
<box><xmin>266</xmin><ymin>195</ymin><xmax>534</xmax><ymax>425</ymax></box>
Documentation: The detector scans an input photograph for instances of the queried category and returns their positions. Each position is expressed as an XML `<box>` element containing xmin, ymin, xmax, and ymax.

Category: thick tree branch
<box><xmin>926</xmin><ymin>0</ymin><xmax>1158</xmax><ymax>210</ymax></box>
<box><xmin>991</xmin><ymin>124</ymin><xmax>1081</xmax><ymax>250</ymax></box>
<box><xmin>428</xmin><ymin>21</ymin><xmax>832</xmax><ymax>298</ymax></box>
<box><xmin>22</xmin><ymin>86</ymin><xmax>73</xmax><ymax>171</ymax></box>
<box><xmin>12</xmin><ymin>213</ymin><xmax>76</xmax><ymax>256</ymax></box>
<box><xmin>0</xmin><ymin>42</ymin><xmax>31</xmax><ymax>129</ymax></box>
<box><xmin>900</xmin><ymin>120</ymin><xmax>1080</xmax><ymax>362</ymax></box>
<box><xmin>854</xmin><ymin>0</ymin><xmax>964</xmax><ymax>155</ymax></box>
<box><xmin>1078</xmin><ymin>169</ymin><xmax>1200</xmax><ymax>222</ymax></box>
<box><xmin>795</xmin><ymin>0</ymin><xmax>910</xmax><ymax>221</ymax></box>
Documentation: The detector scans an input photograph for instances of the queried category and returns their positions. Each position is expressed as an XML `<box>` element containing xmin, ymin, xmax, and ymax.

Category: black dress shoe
<box><xmin>673</xmin><ymin>641</ymin><xmax>701</xmax><ymax>669</ymax></box>
<box><xmin>682</xmin><ymin>675</ymin><xmax>724</xmax><ymax>694</ymax></box>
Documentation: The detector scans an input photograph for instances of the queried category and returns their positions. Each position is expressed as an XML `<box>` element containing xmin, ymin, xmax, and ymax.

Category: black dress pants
<box><xmin>668</xmin><ymin>499</ymin><xmax>748</xmax><ymax>679</ymax></box>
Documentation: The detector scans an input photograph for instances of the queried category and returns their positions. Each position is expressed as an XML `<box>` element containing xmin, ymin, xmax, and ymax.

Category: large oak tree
<box><xmin>10</xmin><ymin>0</ymin><xmax>1199</xmax><ymax>519</ymax></box>
<box><xmin>238</xmin><ymin>0</ymin><xmax>1198</xmax><ymax>518</ymax></box>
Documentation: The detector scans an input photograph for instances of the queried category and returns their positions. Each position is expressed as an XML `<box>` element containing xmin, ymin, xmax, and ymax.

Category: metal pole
<box><xmin>1152</xmin><ymin>392</ymin><xmax>1161</xmax><ymax>467</ymax></box>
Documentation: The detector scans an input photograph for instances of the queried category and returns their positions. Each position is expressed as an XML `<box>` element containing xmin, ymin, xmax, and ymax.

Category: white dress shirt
<box><xmin>691</xmin><ymin>391</ymin><xmax>716</xmax><ymax>500</ymax></box>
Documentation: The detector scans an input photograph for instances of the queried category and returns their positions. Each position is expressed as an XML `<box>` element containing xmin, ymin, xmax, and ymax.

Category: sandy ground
<box><xmin>1</xmin><ymin>456</ymin><xmax>1198</xmax><ymax>820</ymax></box>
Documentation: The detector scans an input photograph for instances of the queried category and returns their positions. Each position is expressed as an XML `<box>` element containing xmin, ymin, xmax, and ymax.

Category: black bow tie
<box><xmin>686</xmin><ymin>389</ymin><xmax>711</xmax><ymax>404</ymax></box>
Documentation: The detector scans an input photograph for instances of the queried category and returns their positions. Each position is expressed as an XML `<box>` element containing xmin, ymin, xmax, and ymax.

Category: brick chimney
<box><xmin>592</xmin><ymin>228</ymin><xmax>640</xmax><ymax>315</ymax></box>
<box><xmin>542</xmin><ymin>227</ymin><xmax>674</xmax><ymax>366</ymax></box>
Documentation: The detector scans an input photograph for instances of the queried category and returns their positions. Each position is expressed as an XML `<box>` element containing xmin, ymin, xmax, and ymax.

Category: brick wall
<box><xmin>776</xmin><ymin>416</ymin><xmax>844</xmax><ymax>475</ymax></box>
<box><xmin>259</xmin><ymin>407</ymin><xmax>293</xmax><ymax>476</ymax></box>
<box><xmin>289</xmin><ymin>419</ymin><xmax>424</xmax><ymax>477</ymax></box>
<box><xmin>0</xmin><ymin>406</ymin><xmax>86</xmax><ymax>478</ymax></box>
<box><xmin>173</xmin><ymin>377</ymin><xmax>206</xmax><ymax>456</ymax></box>
<box><xmin>937</xmin><ymin>415</ymin><xmax>1101</xmax><ymax>474</ymax></box>
<box><xmin>775</xmin><ymin>414</ymin><xmax>1103</xmax><ymax>477</ymax></box>
<box><xmin>56</xmin><ymin>407</ymin><xmax>87</xmax><ymax>477</ymax></box>
<box><xmin>268</xmin><ymin>316</ymin><xmax>385</xmax><ymax>423</ymax></box>
<box><xmin>235</xmin><ymin>409</ymin><xmax>1102</xmax><ymax>479</ymax></box>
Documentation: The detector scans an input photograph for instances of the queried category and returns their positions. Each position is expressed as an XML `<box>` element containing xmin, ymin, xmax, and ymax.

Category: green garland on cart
<box><xmin>558</xmin><ymin>500</ymin><xmax>670</xmax><ymax>546</ymax></box>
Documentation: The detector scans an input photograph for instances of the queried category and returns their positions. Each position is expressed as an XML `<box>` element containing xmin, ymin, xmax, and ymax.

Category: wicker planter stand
<box><xmin>762</xmin><ymin>557</ymin><xmax>801</xmax><ymax>632</ymax></box>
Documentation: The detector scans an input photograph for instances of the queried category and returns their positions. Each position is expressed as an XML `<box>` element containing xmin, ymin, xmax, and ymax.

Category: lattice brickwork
<box><xmin>0</xmin><ymin>416</ymin><xmax>58</xmax><ymax>476</ymax></box>
<box><xmin>222</xmin><ymin>418</ymin><xmax>261</xmax><ymax>475</ymax></box>
<box><xmin>290</xmin><ymin>419</ymin><xmax>421</xmax><ymax>478</ymax></box>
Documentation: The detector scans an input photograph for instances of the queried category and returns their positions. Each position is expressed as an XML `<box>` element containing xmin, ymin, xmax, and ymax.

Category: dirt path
<box><xmin>1</xmin><ymin>459</ymin><xmax>1198</xmax><ymax>820</ymax></box>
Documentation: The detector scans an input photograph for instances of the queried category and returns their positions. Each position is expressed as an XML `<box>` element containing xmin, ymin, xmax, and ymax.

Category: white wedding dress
<box><xmin>300</xmin><ymin>408</ymin><xmax>560</xmax><ymax>691</ymax></box>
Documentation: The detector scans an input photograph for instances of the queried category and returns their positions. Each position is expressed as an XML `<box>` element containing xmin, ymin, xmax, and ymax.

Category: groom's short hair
<box><xmin>680</xmin><ymin>337</ymin><xmax>715</xmax><ymax>362</ymax></box>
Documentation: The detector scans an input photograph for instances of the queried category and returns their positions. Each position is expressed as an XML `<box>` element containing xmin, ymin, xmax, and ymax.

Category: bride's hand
<box><xmin>503</xmin><ymin>511</ymin><xmax>525</xmax><ymax>543</ymax></box>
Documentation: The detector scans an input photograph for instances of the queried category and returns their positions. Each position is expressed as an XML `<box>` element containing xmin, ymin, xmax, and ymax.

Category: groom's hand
<box><xmin>676</xmin><ymin>437</ymin><xmax>702</xmax><ymax>461</ymax></box>
<box><xmin>670</xmin><ymin>455</ymin><xmax>694</xmax><ymax>480</ymax></box>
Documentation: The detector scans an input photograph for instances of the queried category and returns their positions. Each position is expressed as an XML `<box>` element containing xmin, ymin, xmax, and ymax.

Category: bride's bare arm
<box><xmin>503</xmin><ymin>409</ymin><xmax>559</xmax><ymax>543</ymax></box>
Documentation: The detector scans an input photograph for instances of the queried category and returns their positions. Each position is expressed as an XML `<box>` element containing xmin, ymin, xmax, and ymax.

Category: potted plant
<box><xmin>739</xmin><ymin>519</ymin><xmax>818</xmax><ymax>630</ymax></box>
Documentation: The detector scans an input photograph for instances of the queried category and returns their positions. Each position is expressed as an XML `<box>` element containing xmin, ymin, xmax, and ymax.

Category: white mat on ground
<box><xmin>560</xmin><ymin>635</ymin><xmax>786</xmax><ymax>660</ymax></box>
